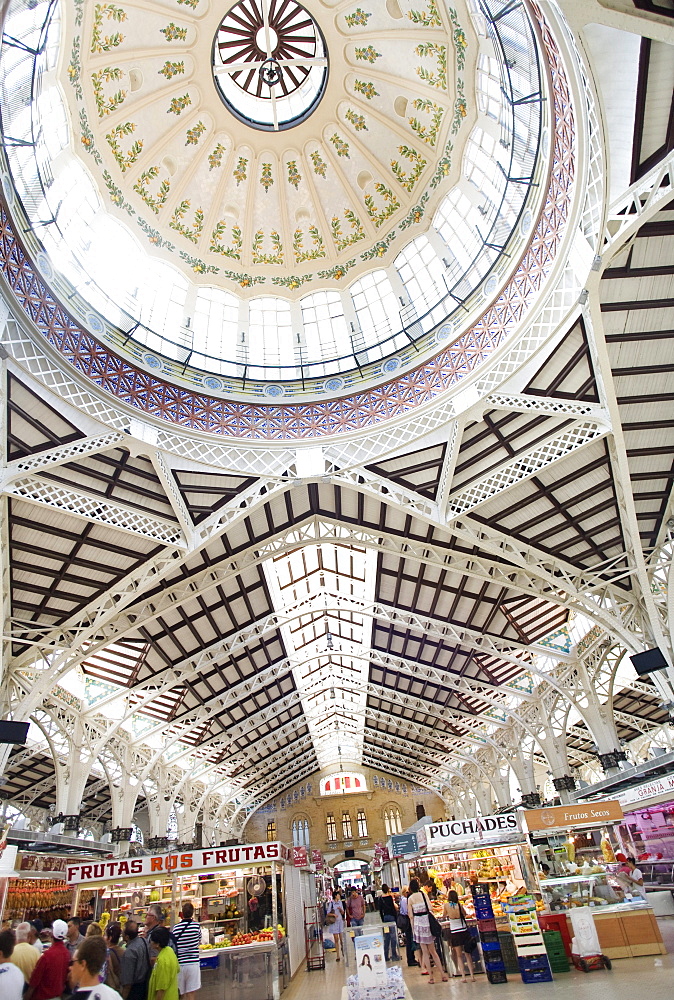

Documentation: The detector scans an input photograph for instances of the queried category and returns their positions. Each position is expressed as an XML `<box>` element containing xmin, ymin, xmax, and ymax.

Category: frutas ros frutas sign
<box><xmin>66</xmin><ymin>842</ymin><xmax>290</xmax><ymax>885</ymax></box>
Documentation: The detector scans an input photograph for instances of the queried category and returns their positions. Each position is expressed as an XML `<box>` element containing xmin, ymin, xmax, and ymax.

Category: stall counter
<box><xmin>542</xmin><ymin>903</ymin><xmax>665</xmax><ymax>960</ymax></box>
<box><xmin>199</xmin><ymin>940</ymin><xmax>276</xmax><ymax>1000</ymax></box>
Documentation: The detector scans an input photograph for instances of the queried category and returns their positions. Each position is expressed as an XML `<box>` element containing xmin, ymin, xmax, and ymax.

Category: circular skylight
<box><xmin>213</xmin><ymin>0</ymin><xmax>329</xmax><ymax>131</ymax></box>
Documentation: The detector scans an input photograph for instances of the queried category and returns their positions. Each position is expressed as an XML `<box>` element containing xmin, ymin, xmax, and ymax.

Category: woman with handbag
<box><xmin>325</xmin><ymin>891</ymin><xmax>346</xmax><ymax>962</ymax></box>
<box><xmin>443</xmin><ymin>891</ymin><xmax>476</xmax><ymax>982</ymax></box>
<box><xmin>407</xmin><ymin>880</ymin><xmax>448</xmax><ymax>984</ymax></box>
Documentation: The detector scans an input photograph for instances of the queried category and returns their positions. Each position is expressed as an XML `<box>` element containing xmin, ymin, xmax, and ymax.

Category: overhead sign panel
<box><xmin>523</xmin><ymin>800</ymin><xmax>623</xmax><ymax>833</ymax></box>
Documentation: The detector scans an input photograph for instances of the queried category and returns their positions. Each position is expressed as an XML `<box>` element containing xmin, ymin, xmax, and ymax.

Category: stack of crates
<box><xmin>497</xmin><ymin>931</ymin><xmax>520</xmax><ymax>975</ymax></box>
<box><xmin>504</xmin><ymin>894</ymin><xmax>553</xmax><ymax>985</ymax></box>
<box><xmin>471</xmin><ymin>885</ymin><xmax>507</xmax><ymax>985</ymax></box>
<box><xmin>543</xmin><ymin>930</ymin><xmax>569</xmax><ymax>973</ymax></box>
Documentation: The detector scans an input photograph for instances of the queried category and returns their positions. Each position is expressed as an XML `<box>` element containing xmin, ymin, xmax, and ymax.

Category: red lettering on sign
<box><xmin>151</xmin><ymin>858</ymin><xmax>163</xmax><ymax>872</ymax></box>
<box><xmin>180</xmin><ymin>853</ymin><xmax>193</xmax><ymax>869</ymax></box>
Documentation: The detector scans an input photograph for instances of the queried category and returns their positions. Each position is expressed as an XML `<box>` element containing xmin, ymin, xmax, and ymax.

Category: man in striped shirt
<box><xmin>172</xmin><ymin>902</ymin><xmax>201</xmax><ymax>1000</ymax></box>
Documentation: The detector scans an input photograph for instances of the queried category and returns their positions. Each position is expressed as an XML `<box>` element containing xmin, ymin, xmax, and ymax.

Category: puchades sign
<box><xmin>417</xmin><ymin>813</ymin><xmax>520</xmax><ymax>851</ymax></box>
<box><xmin>65</xmin><ymin>842</ymin><xmax>290</xmax><ymax>885</ymax></box>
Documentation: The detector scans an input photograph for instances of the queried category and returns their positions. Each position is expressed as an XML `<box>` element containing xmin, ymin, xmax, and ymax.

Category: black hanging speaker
<box><xmin>0</xmin><ymin>720</ymin><xmax>29</xmax><ymax>744</ymax></box>
<box><xmin>630</xmin><ymin>647</ymin><xmax>668</xmax><ymax>676</ymax></box>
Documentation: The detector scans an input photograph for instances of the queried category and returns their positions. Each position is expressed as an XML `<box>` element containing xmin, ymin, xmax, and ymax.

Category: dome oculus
<box><xmin>213</xmin><ymin>0</ymin><xmax>329</xmax><ymax>131</ymax></box>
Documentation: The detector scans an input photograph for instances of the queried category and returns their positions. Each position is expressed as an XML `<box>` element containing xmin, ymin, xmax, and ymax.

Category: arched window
<box><xmin>357</xmin><ymin>809</ymin><xmax>368</xmax><ymax>838</ymax></box>
<box><xmin>292</xmin><ymin>816</ymin><xmax>310</xmax><ymax>847</ymax></box>
<box><xmin>383</xmin><ymin>807</ymin><xmax>402</xmax><ymax>836</ymax></box>
<box><xmin>267</xmin><ymin>820</ymin><xmax>277</xmax><ymax>841</ymax></box>
<box><xmin>342</xmin><ymin>812</ymin><xmax>353</xmax><ymax>839</ymax></box>
<box><xmin>326</xmin><ymin>813</ymin><xmax>337</xmax><ymax>841</ymax></box>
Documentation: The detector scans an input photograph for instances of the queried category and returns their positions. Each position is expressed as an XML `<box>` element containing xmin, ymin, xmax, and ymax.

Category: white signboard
<box><xmin>418</xmin><ymin>813</ymin><xmax>520</xmax><ymax>851</ymax></box>
<box><xmin>66</xmin><ymin>842</ymin><xmax>290</xmax><ymax>885</ymax></box>
<box><xmin>355</xmin><ymin>932</ymin><xmax>387</xmax><ymax>987</ymax></box>
<box><xmin>616</xmin><ymin>771</ymin><xmax>674</xmax><ymax>809</ymax></box>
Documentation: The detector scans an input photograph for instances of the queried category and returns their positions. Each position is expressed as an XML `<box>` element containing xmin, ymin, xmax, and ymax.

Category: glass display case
<box><xmin>538</xmin><ymin>871</ymin><xmax>639</xmax><ymax>912</ymax></box>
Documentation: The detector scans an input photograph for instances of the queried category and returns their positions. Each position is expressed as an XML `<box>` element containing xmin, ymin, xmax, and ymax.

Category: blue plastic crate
<box><xmin>482</xmin><ymin>940</ymin><xmax>502</xmax><ymax>952</ymax></box>
<box><xmin>471</xmin><ymin>883</ymin><xmax>491</xmax><ymax>897</ymax></box>
<box><xmin>474</xmin><ymin>901</ymin><xmax>494</xmax><ymax>915</ymax></box>
<box><xmin>480</xmin><ymin>931</ymin><xmax>500</xmax><ymax>945</ymax></box>
<box><xmin>521</xmin><ymin>968</ymin><xmax>553</xmax><ymax>984</ymax></box>
<box><xmin>518</xmin><ymin>954</ymin><xmax>550</xmax><ymax>971</ymax></box>
<box><xmin>485</xmin><ymin>959</ymin><xmax>506</xmax><ymax>973</ymax></box>
<box><xmin>487</xmin><ymin>970</ymin><xmax>508</xmax><ymax>984</ymax></box>
<box><xmin>200</xmin><ymin>954</ymin><xmax>220</xmax><ymax>970</ymax></box>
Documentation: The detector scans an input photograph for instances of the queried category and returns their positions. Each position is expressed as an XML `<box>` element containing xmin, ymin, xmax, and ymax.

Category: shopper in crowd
<box><xmin>407</xmin><ymin>879</ymin><xmax>447</xmax><ymax>984</ymax></box>
<box><xmin>398</xmin><ymin>890</ymin><xmax>419</xmax><ymax>967</ymax></box>
<box><xmin>66</xmin><ymin>916</ymin><xmax>85</xmax><ymax>957</ymax></box>
<box><xmin>39</xmin><ymin>928</ymin><xmax>53</xmax><ymax>950</ymax></box>
<box><xmin>86</xmin><ymin>921</ymin><xmax>104</xmax><ymax>937</ymax></box>
<box><xmin>325</xmin><ymin>890</ymin><xmax>346</xmax><ymax>963</ymax></box>
<box><xmin>120</xmin><ymin>920</ymin><xmax>150</xmax><ymax>1000</ymax></box>
<box><xmin>623</xmin><ymin>857</ymin><xmax>648</xmax><ymax>900</ymax></box>
<box><xmin>147</xmin><ymin>926</ymin><xmax>179</xmax><ymax>1000</ymax></box>
<box><xmin>346</xmin><ymin>888</ymin><xmax>366</xmax><ymax>938</ymax></box>
<box><xmin>364</xmin><ymin>885</ymin><xmax>375</xmax><ymax>912</ymax></box>
<box><xmin>377</xmin><ymin>885</ymin><xmax>400</xmax><ymax>961</ymax></box>
<box><xmin>25</xmin><ymin>918</ymin><xmax>70</xmax><ymax>1000</ymax></box>
<box><xmin>143</xmin><ymin>904</ymin><xmax>165</xmax><ymax>939</ymax></box>
<box><xmin>80</xmin><ymin>899</ymin><xmax>97</xmax><ymax>935</ymax></box>
<box><xmin>10</xmin><ymin>922</ymin><xmax>39</xmax><ymax>982</ymax></box>
<box><xmin>0</xmin><ymin>929</ymin><xmax>25</xmax><ymax>1000</ymax></box>
<box><xmin>443</xmin><ymin>890</ymin><xmax>476</xmax><ymax>982</ymax></box>
<box><xmin>28</xmin><ymin>921</ymin><xmax>43</xmax><ymax>954</ymax></box>
<box><xmin>172</xmin><ymin>902</ymin><xmax>201</xmax><ymax>1000</ymax></box>
<box><xmin>70</xmin><ymin>935</ymin><xmax>123</xmax><ymax>1000</ymax></box>
<box><xmin>104</xmin><ymin>922</ymin><xmax>124</xmax><ymax>991</ymax></box>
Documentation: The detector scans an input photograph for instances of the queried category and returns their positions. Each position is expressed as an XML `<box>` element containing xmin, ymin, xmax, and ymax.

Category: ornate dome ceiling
<box><xmin>0</xmin><ymin>0</ymin><xmax>551</xmax><ymax>403</ymax></box>
<box><xmin>65</xmin><ymin>0</ymin><xmax>474</xmax><ymax>289</ymax></box>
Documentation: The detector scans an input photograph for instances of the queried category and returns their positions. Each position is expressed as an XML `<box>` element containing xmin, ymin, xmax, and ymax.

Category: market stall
<box><xmin>65</xmin><ymin>842</ymin><xmax>294</xmax><ymax>1000</ymax></box>
<box><xmin>412</xmin><ymin>812</ymin><xmax>540</xmax><ymax>978</ymax></box>
<box><xmin>0</xmin><ymin>850</ymin><xmax>105</xmax><ymax>926</ymax></box>
<box><xmin>523</xmin><ymin>800</ymin><xmax>667</xmax><ymax>959</ymax></box>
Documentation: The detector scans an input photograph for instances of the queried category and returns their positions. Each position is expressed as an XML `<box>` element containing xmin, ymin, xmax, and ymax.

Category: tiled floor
<box><xmin>284</xmin><ymin>914</ymin><xmax>674</xmax><ymax>1000</ymax></box>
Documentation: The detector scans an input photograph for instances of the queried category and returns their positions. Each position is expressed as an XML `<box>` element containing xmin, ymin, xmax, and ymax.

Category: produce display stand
<box><xmin>65</xmin><ymin>842</ymin><xmax>290</xmax><ymax>1000</ymax></box>
<box><xmin>412</xmin><ymin>814</ymin><xmax>540</xmax><ymax>983</ymax></box>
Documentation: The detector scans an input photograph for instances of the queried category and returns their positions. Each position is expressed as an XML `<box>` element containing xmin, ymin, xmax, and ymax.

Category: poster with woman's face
<box><xmin>354</xmin><ymin>933</ymin><xmax>387</xmax><ymax>986</ymax></box>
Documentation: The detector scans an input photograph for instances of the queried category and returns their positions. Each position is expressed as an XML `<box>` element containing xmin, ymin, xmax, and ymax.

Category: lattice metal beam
<box><xmin>1</xmin><ymin>432</ymin><xmax>127</xmax><ymax>484</ymax></box>
<box><xmin>4</xmin><ymin>475</ymin><xmax>184</xmax><ymax>546</ymax></box>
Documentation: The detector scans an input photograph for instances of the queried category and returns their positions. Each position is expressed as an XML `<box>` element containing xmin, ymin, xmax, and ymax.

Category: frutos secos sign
<box><xmin>418</xmin><ymin>813</ymin><xmax>520</xmax><ymax>850</ymax></box>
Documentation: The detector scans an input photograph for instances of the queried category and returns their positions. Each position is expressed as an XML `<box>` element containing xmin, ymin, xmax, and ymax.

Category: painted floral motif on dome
<box><xmin>55</xmin><ymin>0</ymin><xmax>474</xmax><ymax>296</ymax></box>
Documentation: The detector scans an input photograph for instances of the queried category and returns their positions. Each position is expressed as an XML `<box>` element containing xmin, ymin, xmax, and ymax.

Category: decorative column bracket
<box><xmin>552</xmin><ymin>775</ymin><xmax>576</xmax><ymax>792</ymax></box>
<box><xmin>597</xmin><ymin>750</ymin><xmax>628</xmax><ymax>773</ymax></box>
<box><xmin>521</xmin><ymin>792</ymin><xmax>542</xmax><ymax>808</ymax></box>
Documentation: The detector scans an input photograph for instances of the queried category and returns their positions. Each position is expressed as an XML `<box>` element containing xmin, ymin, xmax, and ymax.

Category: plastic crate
<box><xmin>200</xmin><ymin>954</ymin><xmax>221</xmax><ymax>970</ymax></box>
<box><xmin>518</xmin><ymin>954</ymin><xmax>550</xmax><ymax>971</ymax></box>
<box><xmin>475</xmin><ymin>904</ymin><xmax>494</xmax><ymax>919</ymax></box>
<box><xmin>471</xmin><ymin>883</ymin><xmax>491</xmax><ymax>897</ymax></box>
<box><xmin>485</xmin><ymin>958</ymin><xmax>506</xmax><ymax>973</ymax></box>
<box><xmin>477</xmin><ymin>917</ymin><xmax>497</xmax><ymax>932</ymax></box>
<box><xmin>487</xmin><ymin>969</ymin><xmax>508</xmax><ymax>984</ymax></box>
<box><xmin>480</xmin><ymin>931</ymin><xmax>500</xmax><ymax>945</ymax></box>
<box><xmin>521</xmin><ymin>968</ymin><xmax>553</xmax><ymax>984</ymax></box>
<box><xmin>482</xmin><ymin>940</ymin><xmax>502</xmax><ymax>952</ymax></box>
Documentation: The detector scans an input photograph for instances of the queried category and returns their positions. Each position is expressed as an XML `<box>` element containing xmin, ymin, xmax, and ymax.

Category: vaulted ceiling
<box><xmin>0</xmin><ymin>0</ymin><xmax>673</xmax><ymax>837</ymax></box>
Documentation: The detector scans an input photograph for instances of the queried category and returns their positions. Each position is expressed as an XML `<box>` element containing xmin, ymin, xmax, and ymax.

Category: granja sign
<box><xmin>66</xmin><ymin>842</ymin><xmax>290</xmax><ymax>885</ymax></box>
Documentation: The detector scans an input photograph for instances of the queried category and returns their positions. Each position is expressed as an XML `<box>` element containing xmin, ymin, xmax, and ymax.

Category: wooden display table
<box><xmin>552</xmin><ymin>905</ymin><xmax>666</xmax><ymax>960</ymax></box>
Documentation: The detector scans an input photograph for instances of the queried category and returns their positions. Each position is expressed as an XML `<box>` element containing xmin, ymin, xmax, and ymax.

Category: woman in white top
<box><xmin>407</xmin><ymin>879</ymin><xmax>448</xmax><ymax>984</ymax></box>
<box><xmin>443</xmin><ymin>891</ymin><xmax>476</xmax><ymax>982</ymax></box>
